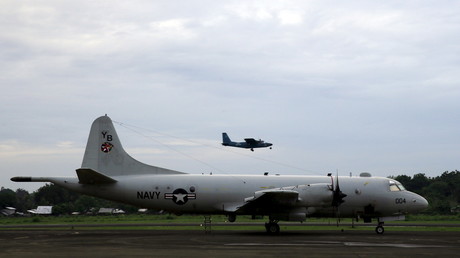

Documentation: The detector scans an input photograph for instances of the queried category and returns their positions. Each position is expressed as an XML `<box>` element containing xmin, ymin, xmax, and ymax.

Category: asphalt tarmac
<box><xmin>1</xmin><ymin>229</ymin><xmax>459</xmax><ymax>257</ymax></box>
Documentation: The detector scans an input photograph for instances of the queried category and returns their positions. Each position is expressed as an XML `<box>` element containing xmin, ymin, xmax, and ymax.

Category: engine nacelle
<box><xmin>296</xmin><ymin>183</ymin><xmax>333</xmax><ymax>207</ymax></box>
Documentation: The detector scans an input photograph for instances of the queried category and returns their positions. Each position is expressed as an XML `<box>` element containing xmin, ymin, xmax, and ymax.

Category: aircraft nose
<box><xmin>412</xmin><ymin>195</ymin><xmax>429</xmax><ymax>211</ymax></box>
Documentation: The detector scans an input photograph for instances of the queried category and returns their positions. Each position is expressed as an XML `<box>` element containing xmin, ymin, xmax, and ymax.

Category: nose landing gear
<box><xmin>375</xmin><ymin>222</ymin><xmax>385</xmax><ymax>234</ymax></box>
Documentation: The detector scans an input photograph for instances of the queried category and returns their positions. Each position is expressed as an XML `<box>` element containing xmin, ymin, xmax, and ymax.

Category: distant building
<box><xmin>112</xmin><ymin>209</ymin><xmax>125</xmax><ymax>214</ymax></box>
<box><xmin>1</xmin><ymin>207</ymin><xmax>16</xmax><ymax>216</ymax></box>
<box><xmin>98</xmin><ymin>208</ymin><xmax>114</xmax><ymax>214</ymax></box>
<box><xmin>28</xmin><ymin>206</ymin><xmax>53</xmax><ymax>215</ymax></box>
<box><xmin>137</xmin><ymin>208</ymin><xmax>148</xmax><ymax>213</ymax></box>
<box><xmin>98</xmin><ymin>208</ymin><xmax>125</xmax><ymax>215</ymax></box>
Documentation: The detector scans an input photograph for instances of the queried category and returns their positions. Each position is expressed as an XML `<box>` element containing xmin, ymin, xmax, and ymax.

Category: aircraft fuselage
<box><xmin>42</xmin><ymin>174</ymin><xmax>427</xmax><ymax>220</ymax></box>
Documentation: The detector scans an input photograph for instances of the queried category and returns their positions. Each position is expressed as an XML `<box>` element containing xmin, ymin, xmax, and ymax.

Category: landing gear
<box><xmin>375</xmin><ymin>222</ymin><xmax>384</xmax><ymax>234</ymax></box>
<box><xmin>265</xmin><ymin>221</ymin><xmax>280</xmax><ymax>234</ymax></box>
<box><xmin>227</xmin><ymin>213</ymin><xmax>236</xmax><ymax>223</ymax></box>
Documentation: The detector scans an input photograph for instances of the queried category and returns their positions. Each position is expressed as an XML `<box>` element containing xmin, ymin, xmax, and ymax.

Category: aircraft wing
<box><xmin>244</xmin><ymin>138</ymin><xmax>258</xmax><ymax>144</ymax></box>
<box><xmin>236</xmin><ymin>189</ymin><xmax>299</xmax><ymax>213</ymax></box>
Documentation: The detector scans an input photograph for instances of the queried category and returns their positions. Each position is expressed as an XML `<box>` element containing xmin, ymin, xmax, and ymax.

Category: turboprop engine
<box><xmin>296</xmin><ymin>183</ymin><xmax>334</xmax><ymax>207</ymax></box>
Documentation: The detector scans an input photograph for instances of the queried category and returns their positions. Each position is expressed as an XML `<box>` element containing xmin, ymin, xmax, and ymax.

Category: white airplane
<box><xmin>11</xmin><ymin>115</ymin><xmax>428</xmax><ymax>234</ymax></box>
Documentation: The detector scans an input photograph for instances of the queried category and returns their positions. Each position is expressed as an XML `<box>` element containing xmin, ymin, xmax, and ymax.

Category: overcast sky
<box><xmin>1</xmin><ymin>1</ymin><xmax>460</xmax><ymax>192</ymax></box>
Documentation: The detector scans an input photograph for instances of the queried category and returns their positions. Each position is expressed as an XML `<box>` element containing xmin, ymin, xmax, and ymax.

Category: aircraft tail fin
<box><xmin>222</xmin><ymin>132</ymin><xmax>232</xmax><ymax>145</ymax></box>
<box><xmin>81</xmin><ymin>115</ymin><xmax>185</xmax><ymax>176</ymax></box>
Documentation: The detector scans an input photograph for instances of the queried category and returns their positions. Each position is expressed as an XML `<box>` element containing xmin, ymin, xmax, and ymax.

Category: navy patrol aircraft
<box><xmin>12</xmin><ymin>116</ymin><xmax>428</xmax><ymax>234</ymax></box>
<box><xmin>222</xmin><ymin>132</ymin><xmax>273</xmax><ymax>151</ymax></box>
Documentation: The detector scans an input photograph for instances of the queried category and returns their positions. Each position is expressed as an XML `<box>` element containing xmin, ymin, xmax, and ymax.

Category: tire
<box><xmin>375</xmin><ymin>226</ymin><xmax>384</xmax><ymax>234</ymax></box>
<box><xmin>266</xmin><ymin>222</ymin><xmax>280</xmax><ymax>234</ymax></box>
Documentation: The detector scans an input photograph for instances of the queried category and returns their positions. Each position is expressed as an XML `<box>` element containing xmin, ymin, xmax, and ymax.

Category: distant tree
<box><xmin>0</xmin><ymin>187</ymin><xmax>16</xmax><ymax>208</ymax></box>
<box><xmin>34</xmin><ymin>184</ymin><xmax>80</xmax><ymax>213</ymax></box>
<box><xmin>426</xmin><ymin>198</ymin><xmax>452</xmax><ymax>215</ymax></box>
<box><xmin>410</xmin><ymin>173</ymin><xmax>430</xmax><ymax>192</ymax></box>
<box><xmin>423</xmin><ymin>181</ymin><xmax>450</xmax><ymax>198</ymax></box>
<box><xmin>52</xmin><ymin>202</ymin><xmax>75</xmax><ymax>215</ymax></box>
<box><xmin>31</xmin><ymin>184</ymin><xmax>138</xmax><ymax>215</ymax></box>
<box><xmin>74</xmin><ymin>195</ymin><xmax>103</xmax><ymax>213</ymax></box>
<box><xmin>15</xmin><ymin>188</ymin><xmax>34</xmax><ymax>212</ymax></box>
<box><xmin>438</xmin><ymin>171</ymin><xmax>460</xmax><ymax>202</ymax></box>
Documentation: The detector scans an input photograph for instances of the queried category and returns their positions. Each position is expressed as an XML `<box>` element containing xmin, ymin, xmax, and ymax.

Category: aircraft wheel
<box><xmin>227</xmin><ymin>213</ymin><xmax>236</xmax><ymax>223</ymax></box>
<box><xmin>265</xmin><ymin>222</ymin><xmax>280</xmax><ymax>234</ymax></box>
<box><xmin>375</xmin><ymin>225</ymin><xmax>384</xmax><ymax>234</ymax></box>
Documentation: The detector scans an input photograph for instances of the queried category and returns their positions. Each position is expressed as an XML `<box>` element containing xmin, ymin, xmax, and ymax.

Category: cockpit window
<box><xmin>389</xmin><ymin>180</ymin><xmax>406</xmax><ymax>191</ymax></box>
<box><xmin>397</xmin><ymin>181</ymin><xmax>406</xmax><ymax>190</ymax></box>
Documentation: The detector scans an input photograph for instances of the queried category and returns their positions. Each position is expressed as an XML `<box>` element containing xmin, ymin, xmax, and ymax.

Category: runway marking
<box><xmin>225</xmin><ymin>241</ymin><xmax>447</xmax><ymax>248</ymax></box>
<box><xmin>13</xmin><ymin>236</ymin><xmax>29</xmax><ymax>240</ymax></box>
<box><xmin>343</xmin><ymin>242</ymin><xmax>446</xmax><ymax>248</ymax></box>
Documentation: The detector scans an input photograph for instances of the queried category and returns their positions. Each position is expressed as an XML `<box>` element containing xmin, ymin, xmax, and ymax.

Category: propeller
<box><xmin>331</xmin><ymin>171</ymin><xmax>347</xmax><ymax>226</ymax></box>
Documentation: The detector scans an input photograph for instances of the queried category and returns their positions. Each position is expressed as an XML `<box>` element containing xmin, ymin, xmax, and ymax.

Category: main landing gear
<box><xmin>265</xmin><ymin>220</ymin><xmax>280</xmax><ymax>234</ymax></box>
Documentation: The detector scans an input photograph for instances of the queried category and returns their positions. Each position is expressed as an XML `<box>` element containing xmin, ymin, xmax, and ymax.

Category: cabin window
<box><xmin>388</xmin><ymin>180</ymin><xmax>406</xmax><ymax>191</ymax></box>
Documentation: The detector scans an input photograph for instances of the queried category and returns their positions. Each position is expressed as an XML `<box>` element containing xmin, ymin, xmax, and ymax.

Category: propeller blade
<box><xmin>330</xmin><ymin>171</ymin><xmax>347</xmax><ymax>227</ymax></box>
<box><xmin>331</xmin><ymin>172</ymin><xmax>347</xmax><ymax>207</ymax></box>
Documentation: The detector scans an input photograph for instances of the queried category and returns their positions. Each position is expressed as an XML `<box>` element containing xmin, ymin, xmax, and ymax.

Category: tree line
<box><xmin>0</xmin><ymin>184</ymin><xmax>138</xmax><ymax>215</ymax></box>
<box><xmin>1</xmin><ymin>171</ymin><xmax>459</xmax><ymax>215</ymax></box>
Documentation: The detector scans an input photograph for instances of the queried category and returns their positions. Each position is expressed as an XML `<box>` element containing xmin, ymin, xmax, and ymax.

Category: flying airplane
<box><xmin>222</xmin><ymin>132</ymin><xmax>273</xmax><ymax>151</ymax></box>
<box><xmin>11</xmin><ymin>115</ymin><xmax>428</xmax><ymax>234</ymax></box>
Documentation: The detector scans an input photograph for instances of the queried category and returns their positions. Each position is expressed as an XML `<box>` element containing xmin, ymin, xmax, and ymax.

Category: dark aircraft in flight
<box><xmin>222</xmin><ymin>132</ymin><xmax>273</xmax><ymax>151</ymax></box>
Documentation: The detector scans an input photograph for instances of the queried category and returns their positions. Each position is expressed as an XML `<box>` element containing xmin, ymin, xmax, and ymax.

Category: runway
<box><xmin>1</xmin><ymin>229</ymin><xmax>459</xmax><ymax>257</ymax></box>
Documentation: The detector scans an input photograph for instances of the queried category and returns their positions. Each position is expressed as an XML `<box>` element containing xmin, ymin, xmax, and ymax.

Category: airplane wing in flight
<box><xmin>244</xmin><ymin>138</ymin><xmax>258</xmax><ymax>144</ymax></box>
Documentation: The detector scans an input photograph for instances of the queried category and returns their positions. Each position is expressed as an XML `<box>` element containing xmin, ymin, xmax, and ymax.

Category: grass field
<box><xmin>1</xmin><ymin>214</ymin><xmax>459</xmax><ymax>232</ymax></box>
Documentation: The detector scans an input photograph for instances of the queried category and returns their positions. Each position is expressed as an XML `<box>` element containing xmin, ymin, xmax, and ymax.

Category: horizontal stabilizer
<box><xmin>76</xmin><ymin>168</ymin><xmax>117</xmax><ymax>184</ymax></box>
